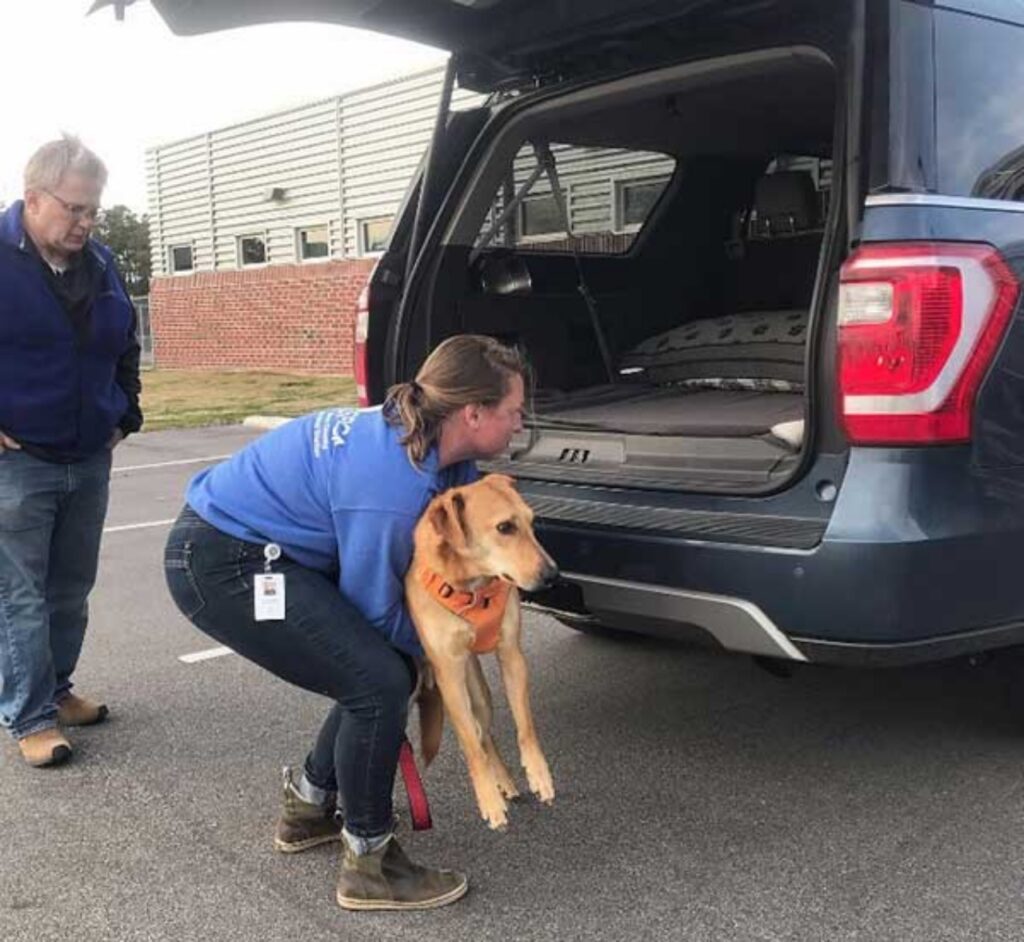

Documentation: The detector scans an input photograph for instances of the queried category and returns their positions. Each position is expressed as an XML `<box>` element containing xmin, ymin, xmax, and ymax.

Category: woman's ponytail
<box><xmin>383</xmin><ymin>335</ymin><xmax>528</xmax><ymax>464</ymax></box>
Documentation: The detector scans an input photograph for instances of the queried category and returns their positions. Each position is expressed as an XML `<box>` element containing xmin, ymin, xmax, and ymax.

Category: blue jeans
<box><xmin>163</xmin><ymin>506</ymin><xmax>414</xmax><ymax>838</ymax></box>
<box><xmin>0</xmin><ymin>448</ymin><xmax>111</xmax><ymax>739</ymax></box>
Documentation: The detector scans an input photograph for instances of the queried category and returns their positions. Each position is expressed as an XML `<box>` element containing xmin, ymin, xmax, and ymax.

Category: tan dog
<box><xmin>406</xmin><ymin>474</ymin><xmax>558</xmax><ymax>830</ymax></box>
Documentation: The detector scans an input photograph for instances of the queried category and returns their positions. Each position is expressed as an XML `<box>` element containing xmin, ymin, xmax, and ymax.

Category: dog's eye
<box><xmin>496</xmin><ymin>521</ymin><xmax>517</xmax><ymax>536</ymax></box>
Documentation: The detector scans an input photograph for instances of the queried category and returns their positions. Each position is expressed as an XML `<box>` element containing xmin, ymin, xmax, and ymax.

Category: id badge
<box><xmin>254</xmin><ymin>573</ymin><xmax>286</xmax><ymax>621</ymax></box>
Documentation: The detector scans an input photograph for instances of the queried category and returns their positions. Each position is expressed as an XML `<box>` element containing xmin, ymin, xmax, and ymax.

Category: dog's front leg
<box><xmin>466</xmin><ymin>654</ymin><xmax>519</xmax><ymax>800</ymax></box>
<box><xmin>496</xmin><ymin>643</ymin><xmax>555</xmax><ymax>804</ymax></box>
<box><xmin>433</xmin><ymin>657</ymin><xmax>511</xmax><ymax>830</ymax></box>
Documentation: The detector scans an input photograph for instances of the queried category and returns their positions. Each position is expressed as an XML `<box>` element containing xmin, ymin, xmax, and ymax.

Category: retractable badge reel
<box><xmin>254</xmin><ymin>543</ymin><xmax>285</xmax><ymax>621</ymax></box>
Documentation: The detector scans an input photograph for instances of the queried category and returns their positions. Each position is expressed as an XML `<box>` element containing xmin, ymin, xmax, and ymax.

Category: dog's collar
<box><xmin>416</xmin><ymin>568</ymin><xmax>512</xmax><ymax>654</ymax></box>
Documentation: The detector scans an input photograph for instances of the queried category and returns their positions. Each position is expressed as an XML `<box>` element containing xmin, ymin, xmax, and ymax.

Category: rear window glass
<box><xmin>474</xmin><ymin>141</ymin><xmax>676</xmax><ymax>255</ymax></box>
<box><xmin>936</xmin><ymin>9</ymin><xmax>1024</xmax><ymax>199</ymax></box>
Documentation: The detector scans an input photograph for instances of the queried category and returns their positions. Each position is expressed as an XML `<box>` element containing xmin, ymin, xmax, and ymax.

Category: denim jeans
<box><xmin>163</xmin><ymin>506</ymin><xmax>414</xmax><ymax>838</ymax></box>
<box><xmin>0</xmin><ymin>447</ymin><xmax>112</xmax><ymax>739</ymax></box>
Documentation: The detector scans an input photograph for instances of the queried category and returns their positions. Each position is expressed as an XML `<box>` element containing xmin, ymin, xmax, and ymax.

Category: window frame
<box><xmin>236</xmin><ymin>232</ymin><xmax>269</xmax><ymax>268</ymax></box>
<box><xmin>612</xmin><ymin>174</ymin><xmax>673</xmax><ymax>234</ymax></box>
<box><xmin>357</xmin><ymin>216</ymin><xmax>393</xmax><ymax>257</ymax></box>
<box><xmin>515</xmin><ymin>188</ymin><xmax>570</xmax><ymax>243</ymax></box>
<box><xmin>168</xmin><ymin>242</ymin><xmax>195</xmax><ymax>275</ymax></box>
<box><xmin>295</xmin><ymin>223</ymin><xmax>331</xmax><ymax>263</ymax></box>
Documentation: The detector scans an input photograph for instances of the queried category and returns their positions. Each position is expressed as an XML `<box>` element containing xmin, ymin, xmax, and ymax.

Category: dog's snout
<box><xmin>520</xmin><ymin>558</ymin><xmax>559</xmax><ymax>594</ymax></box>
<box><xmin>539</xmin><ymin>560</ymin><xmax>559</xmax><ymax>588</ymax></box>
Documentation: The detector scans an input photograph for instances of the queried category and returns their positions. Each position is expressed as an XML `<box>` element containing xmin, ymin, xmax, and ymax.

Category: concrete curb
<box><xmin>242</xmin><ymin>415</ymin><xmax>293</xmax><ymax>431</ymax></box>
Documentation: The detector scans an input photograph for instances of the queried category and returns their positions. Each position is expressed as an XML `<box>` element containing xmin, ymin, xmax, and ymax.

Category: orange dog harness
<box><xmin>417</xmin><ymin>569</ymin><xmax>512</xmax><ymax>654</ymax></box>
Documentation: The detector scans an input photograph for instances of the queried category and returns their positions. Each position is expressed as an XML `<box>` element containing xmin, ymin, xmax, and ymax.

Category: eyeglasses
<box><xmin>41</xmin><ymin>189</ymin><xmax>102</xmax><ymax>222</ymax></box>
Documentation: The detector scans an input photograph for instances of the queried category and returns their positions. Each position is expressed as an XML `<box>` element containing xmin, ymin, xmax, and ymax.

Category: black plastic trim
<box><xmin>521</xmin><ymin>491</ymin><xmax>827</xmax><ymax>548</ymax></box>
<box><xmin>793</xmin><ymin>622</ymin><xmax>1024</xmax><ymax>666</ymax></box>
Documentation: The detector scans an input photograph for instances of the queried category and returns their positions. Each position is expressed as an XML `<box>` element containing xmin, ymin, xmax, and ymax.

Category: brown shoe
<box><xmin>336</xmin><ymin>835</ymin><xmax>468</xmax><ymax>911</ymax></box>
<box><xmin>56</xmin><ymin>693</ymin><xmax>109</xmax><ymax>727</ymax></box>
<box><xmin>18</xmin><ymin>728</ymin><xmax>72</xmax><ymax>768</ymax></box>
<box><xmin>273</xmin><ymin>767</ymin><xmax>342</xmax><ymax>853</ymax></box>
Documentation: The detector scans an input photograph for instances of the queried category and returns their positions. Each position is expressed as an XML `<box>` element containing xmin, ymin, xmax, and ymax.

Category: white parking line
<box><xmin>104</xmin><ymin>518</ymin><xmax>177</xmax><ymax>534</ymax></box>
<box><xmin>178</xmin><ymin>646</ymin><xmax>234</xmax><ymax>664</ymax></box>
<box><xmin>112</xmin><ymin>454</ymin><xmax>231</xmax><ymax>474</ymax></box>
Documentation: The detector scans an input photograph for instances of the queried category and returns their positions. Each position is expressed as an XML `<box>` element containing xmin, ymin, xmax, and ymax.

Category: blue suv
<box><xmin>137</xmin><ymin>0</ymin><xmax>1024</xmax><ymax>666</ymax></box>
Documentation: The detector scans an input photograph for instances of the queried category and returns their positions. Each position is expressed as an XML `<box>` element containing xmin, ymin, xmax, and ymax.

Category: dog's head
<box><xmin>424</xmin><ymin>474</ymin><xmax>558</xmax><ymax>592</ymax></box>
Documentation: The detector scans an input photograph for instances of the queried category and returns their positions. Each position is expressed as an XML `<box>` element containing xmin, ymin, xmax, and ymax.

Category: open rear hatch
<box><xmin>101</xmin><ymin>0</ymin><xmax>849</xmax><ymax>495</ymax></box>
<box><xmin>419</xmin><ymin>43</ymin><xmax>840</xmax><ymax>493</ymax></box>
<box><xmin>93</xmin><ymin>0</ymin><xmax>831</xmax><ymax>91</ymax></box>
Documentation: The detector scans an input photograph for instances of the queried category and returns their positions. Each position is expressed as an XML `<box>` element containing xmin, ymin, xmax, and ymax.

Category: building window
<box><xmin>359</xmin><ymin>217</ymin><xmax>392</xmax><ymax>255</ymax></box>
<box><xmin>518</xmin><ymin>192</ymin><xmax>566</xmax><ymax>240</ymax></box>
<box><xmin>476</xmin><ymin>142</ymin><xmax>675</xmax><ymax>255</ymax></box>
<box><xmin>615</xmin><ymin>177</ymin><xmax>670</xmax><ymax>231</ymax></box>
<box><xmin>297</xmin><ymin>225</ymin><xmax>330</xmax><ymax>261</ymax></box>
<box><xmin>238</xmin><ymin>234</ymin><xmax>267</xmax><ymax>267</ymax></box>
<box><xmin>169</xmin><ymin>244</ymin><xmax>193</xmax><ymax>274</ymax></box>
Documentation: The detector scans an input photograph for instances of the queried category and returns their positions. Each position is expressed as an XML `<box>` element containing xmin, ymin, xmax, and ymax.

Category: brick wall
<box><xmin>149</xmin><ymin>259</ymin><xmax>375</xmax><ymax>374</ymax></box>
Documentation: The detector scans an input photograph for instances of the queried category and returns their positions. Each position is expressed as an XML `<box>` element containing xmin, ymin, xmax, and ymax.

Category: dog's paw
<box><xmin>497</xmin><ymin>779</ymin><xmax>520</xmax><ymax>801</ymax></box>
<box><xmin>530</xmin><ymin>777</ymin><xmax>555</xmax><ymax>805</ymax></box>
<box><xmin>474</xmin><ymin>780</ymin><xmax>510</xmax><ymax>829</ymax></box>
<box><xmin>481</xmin><ymin>800</ymin><xmax>509</xmax><ymax>830</ymax></box>
<box><xmin>523</xmin><ymin>751</ymin><xmax>555</xmax><ymax>804</ymax></box>
<box><xmin>489</xmin><ymin>761</ymin><xmax>520</xmax><ymax>800</ymax></box>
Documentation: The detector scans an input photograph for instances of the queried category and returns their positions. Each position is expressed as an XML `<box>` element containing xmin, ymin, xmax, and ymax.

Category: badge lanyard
<box><xmin>253</xmin><ymin>542</ymin><xmax>285</xmax><ymax>621</ymax></box>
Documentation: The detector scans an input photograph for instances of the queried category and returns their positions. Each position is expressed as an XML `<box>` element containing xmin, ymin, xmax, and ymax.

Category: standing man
<box><xmin>0</xmin><ymin>136</ymin><xmax>142</xmax><ymax>767</ymax></box>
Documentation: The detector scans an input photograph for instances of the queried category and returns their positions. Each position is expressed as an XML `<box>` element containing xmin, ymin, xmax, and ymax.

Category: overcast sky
<box><xmin>0</xmin><ymin>1</ymin><xmax>446</xmax><ymax>213</ymax></box>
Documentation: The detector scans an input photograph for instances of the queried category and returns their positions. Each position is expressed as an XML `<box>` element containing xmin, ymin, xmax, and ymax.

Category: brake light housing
<box><xmin>837</xmin><ymin>242</ymin><xmax>1019</xmax><ymax>444</ymax></box>
<box><xmin>353</xmin><ymin>279</ymin><xmax>371</xmax><ymax>407</ymax></box>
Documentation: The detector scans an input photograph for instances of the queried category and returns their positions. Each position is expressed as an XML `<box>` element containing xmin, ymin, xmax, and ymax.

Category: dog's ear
<box><xmin>428</xmin><ymin>489</ymin><xmax>470</xmax><ymax>551</ymax></box>
<box><xmin>483</xmin><ymin>473</ymin><xmax>518</xmax><ymax>492</ymax></box>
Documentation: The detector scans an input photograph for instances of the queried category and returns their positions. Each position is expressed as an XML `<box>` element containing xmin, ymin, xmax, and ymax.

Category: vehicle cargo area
<box><xmin>415</xmin><ymin>47</ymin><xmax>838</xmax><ymax>491</ymax></box>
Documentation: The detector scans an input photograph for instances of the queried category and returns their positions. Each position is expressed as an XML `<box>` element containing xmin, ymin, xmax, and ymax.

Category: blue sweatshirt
<box><xmin>186</xmin><ymin>407</ymin><xmax>477</xmax><ymax>657</ymax></box>
<box><xmin>0</xmin><ymin>201</ymin><xmax>141</xmax><ymax>461</ymax></box>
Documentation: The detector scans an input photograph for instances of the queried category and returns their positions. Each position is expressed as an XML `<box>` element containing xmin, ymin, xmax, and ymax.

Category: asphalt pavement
<box><xmin>3</xmin><ymin>425</ymin><xmax>1024</xmax><ymax>942</ymax></box>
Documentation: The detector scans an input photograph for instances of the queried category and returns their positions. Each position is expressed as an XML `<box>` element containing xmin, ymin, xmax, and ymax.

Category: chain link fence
<box><xmin>132</xmin><ymin>296</ymin><xmax>153</xmax><ymax>367</ymax></box>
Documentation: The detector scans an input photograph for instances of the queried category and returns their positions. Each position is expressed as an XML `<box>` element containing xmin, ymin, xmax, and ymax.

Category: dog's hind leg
<box><xmin>416</xmin><ymin>670</ymin><xmax>445</xmax><ymax>767</ymax></box>
<box><xmin>466</xmin><ymin>655</ymin><xmax>519</xmax><ymax>800</ymax></box>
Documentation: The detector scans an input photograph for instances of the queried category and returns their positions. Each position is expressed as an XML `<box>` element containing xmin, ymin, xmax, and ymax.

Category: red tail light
<box><xmin>353</xmin><ymin>280</ymin><xmax>371</xmax><ymax>407</ymax></box>
<box><xmin>837</xmin><ymin>242</ymin><xmax>1019</xmax><ymax>444</ymax></box>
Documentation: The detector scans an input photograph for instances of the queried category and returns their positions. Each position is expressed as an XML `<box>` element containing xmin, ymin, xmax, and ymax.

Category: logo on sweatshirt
<box><xmin>313</xmin><ymin>407</ymin><xmax>359</xmax><ymax>457</ymax></box>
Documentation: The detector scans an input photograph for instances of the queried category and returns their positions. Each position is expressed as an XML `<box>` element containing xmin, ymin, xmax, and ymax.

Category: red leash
<box><xmin>398</xmin><ymin>736</ymin><xmax>433</xmax><ymax>831</ymax></box>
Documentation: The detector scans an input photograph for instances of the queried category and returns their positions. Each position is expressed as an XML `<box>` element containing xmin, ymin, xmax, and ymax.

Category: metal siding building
<box><xmin>147</xmin><ymin>67</ymin><xmax>482</xmax><ymax>276</ymax></box>
<box><xmin>147</xmin><ymin>66</ymin><xmax>681</xmax><ymax>273</ymax></box>
<box><xmin>146</xmin><ymin>66</ymin><xmax>678</xmax><ymax>374</ymax></box>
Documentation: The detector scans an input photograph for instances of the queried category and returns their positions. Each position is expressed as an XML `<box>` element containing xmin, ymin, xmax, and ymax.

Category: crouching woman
<box><xmin>163</xmin><ymin>335</ymin><xmax>527</xmax><ymax>911</ymax></box>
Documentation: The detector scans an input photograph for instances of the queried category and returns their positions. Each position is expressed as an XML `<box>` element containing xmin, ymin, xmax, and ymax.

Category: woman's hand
<box><xmin>0</xmin><ymin>430</ymin><xmax>21</xmax><ymax>454</ymax></box>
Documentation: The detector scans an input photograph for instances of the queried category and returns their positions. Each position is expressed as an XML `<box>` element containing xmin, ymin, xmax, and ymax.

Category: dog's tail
<box><xmin>417</xmin><ymin>666</ymin><xmax>444</xmax><ymax>767</ymax></box>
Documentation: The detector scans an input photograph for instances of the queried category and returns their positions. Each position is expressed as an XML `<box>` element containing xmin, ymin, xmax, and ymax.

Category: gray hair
<box><xmin>24</xmin><ymin>135</ymin><xmax>108</xmax><ymax>192</ymax></box>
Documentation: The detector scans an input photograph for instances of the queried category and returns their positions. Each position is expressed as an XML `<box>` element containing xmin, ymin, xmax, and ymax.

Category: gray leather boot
<box><xmin>273</xmin><ymin>766</ymin><xmax>342</xmax><ymax>853</ymax></box>
<box><xmin>336</xmin><ymin>834</ymin><xmax>468</xmax><ymax>911</ymax></box>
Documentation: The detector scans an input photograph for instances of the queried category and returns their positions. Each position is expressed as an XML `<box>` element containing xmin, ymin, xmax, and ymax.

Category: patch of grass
<box><xmin>141</xmin><ymin>369</ymin><xmax>358</xmax><ymax>431</ymax></box>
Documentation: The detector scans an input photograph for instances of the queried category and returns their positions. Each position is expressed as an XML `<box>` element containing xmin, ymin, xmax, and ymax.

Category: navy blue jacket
<box><xmin>0</xmin><ymin>201</ymin><xmax>142</xmax><ymax>461</ymax></box>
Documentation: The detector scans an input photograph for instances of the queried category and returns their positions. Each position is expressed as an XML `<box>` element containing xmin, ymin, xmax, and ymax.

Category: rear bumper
<box><xmin>526</xmin><ymin>573</ymin><xmax>1024</xmax><ymax>666</ymax></box>
<box><xmin>548</xmin><ymin>570</ymin><xmax>808</xmax><ymax>661</ymax></box>
<box><xmin>522</xmin><ymin>447</ymin><xmax>1024</xmax><ymax>665</ymax></box>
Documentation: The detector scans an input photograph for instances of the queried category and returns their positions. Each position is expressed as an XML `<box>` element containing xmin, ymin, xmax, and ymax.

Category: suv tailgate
<box><xmin>94</xmin><ymin>0</ymin><xmax>828</xmax><ymax>90</ymax></box>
